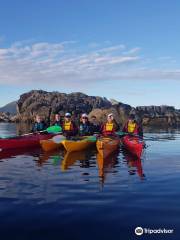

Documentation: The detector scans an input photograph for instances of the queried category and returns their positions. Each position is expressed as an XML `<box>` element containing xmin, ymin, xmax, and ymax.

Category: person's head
<box><xmin>65</xmin><ymin>113</ymin><xmax>71</xmax><ymax>122</ymax></box>
<box><xmin>129</xmin><ymin>114</ymin><xmax>136</xmax><ymax>122</ymax></box>
<box><xmin>55</xmin><ymin>113</ymin><xmax>60</xmax><ymax>121</ymax></box>
<box><xmin>107</xmin><ymin>113</ymin><xmax>114</xmax><ymax>123</ymax></box>
<box><xmin>91</xmin><ymin>115</ymin><xmax>97</xmax><ymax>123</ymax></box>
<box><xmin>35</xmin><ymin>115</ymin><xmax>42</xmax><ymax>123</ymax></box>
<box><xmin>81</xmin><ymin>113</ymin><xmax>88</xmax><ymax>123</ymax></box>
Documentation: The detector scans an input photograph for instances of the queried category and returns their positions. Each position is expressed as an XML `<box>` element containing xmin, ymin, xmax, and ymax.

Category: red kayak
<box><xmin>0</xmin><ymin>133</ymin><xmax>55</xmax><ymax>151</ymax></box>
<box><xmin>122</xmin><ymin>135</ymin><xmax>144</xmax><ymax>158</ymax></box>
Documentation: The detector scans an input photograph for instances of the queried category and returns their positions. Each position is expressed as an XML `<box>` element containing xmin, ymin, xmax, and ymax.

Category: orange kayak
<box><xmin>96</xmin><ymin>137</ymin><xmax>120</xmax><ymax>159</ymax></box>
<box><xmin>40</xmin><ymin>139</ymin><xmax>62</xmax><ymax>152</ymax></box>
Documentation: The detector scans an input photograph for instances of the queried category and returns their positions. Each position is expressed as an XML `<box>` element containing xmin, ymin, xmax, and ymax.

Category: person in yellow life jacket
<box><xmin>101</xmin><ymin>113</ymin><xmax>119</xmax><ymax>136</ymax></box>
<box><xmin>62</xmin><ymin>113</ymin><xmax>77</xmax><ymax>137</ymax></box>
<box><xmin>123</xmin><ymin>114</ymin><xmax>143</xmax><ymax>137</ymax></box>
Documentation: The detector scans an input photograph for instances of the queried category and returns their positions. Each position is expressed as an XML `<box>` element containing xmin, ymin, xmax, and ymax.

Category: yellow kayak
<box><xmin>61</xmin><ymin>136</ymin><xmax>96</xmax><ymax>152</ymax></box>
<box><xmin>40</xmin><ymin>139</ymin><xmax>62</xmax><ymax>152</ymax></box>
<box><xmin>96</xmin><ymin>137</ymin><xmax>120</xmax><ymax>159</ymax></box>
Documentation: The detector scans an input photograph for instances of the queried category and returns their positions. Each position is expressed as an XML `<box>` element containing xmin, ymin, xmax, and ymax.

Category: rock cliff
<box><xmin>1</xmin><ymin>90</ymin><xmax>180</xmax><ymax>127</ymax></box>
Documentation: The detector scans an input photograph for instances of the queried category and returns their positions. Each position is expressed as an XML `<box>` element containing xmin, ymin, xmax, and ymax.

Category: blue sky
<box><xmin>0</xmin><ymin>0</ymin><xmax>180</xmax><ymax>107</ymax></box>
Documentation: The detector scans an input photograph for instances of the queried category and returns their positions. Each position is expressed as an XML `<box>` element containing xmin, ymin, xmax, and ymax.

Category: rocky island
<box><xmin>0</xmin><ymin>90</ymin><xmax>180</xmax><ymax>127</ymax></box>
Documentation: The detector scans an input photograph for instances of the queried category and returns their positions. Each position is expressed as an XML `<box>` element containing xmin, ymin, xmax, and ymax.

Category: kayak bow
<box><xmin>122</xmin><ymin>135</ymin><xmax>144</xmax><ymax>158</ymax></box>
<box><xmin>61</xmin><ymin>136</ymin><xmax>96</xmax><ymax>152</ymax></box>
<box><xmin>96</xmin><ymin>137</ymin><xmax>120</xmax><ymax>159</ymax></box>
<box><xmin>0</xmin><ymin>133</ymin><xmax>55</xmax><ymax>151</ymax></box>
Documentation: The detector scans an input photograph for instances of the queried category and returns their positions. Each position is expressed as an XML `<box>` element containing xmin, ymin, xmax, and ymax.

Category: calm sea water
<box><xmin>0</xmin><ymin>123</ymin><xmax>180</xmax><ymax>240</ymax></box>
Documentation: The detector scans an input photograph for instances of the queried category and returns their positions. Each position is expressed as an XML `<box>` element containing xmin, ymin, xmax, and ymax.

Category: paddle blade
<box><xmin>115</xmin><ymin>131</ymin><xmax>127</xmax><ymax>137</ymax></box>
<box><xmin>52</xmin><ymin>135</ymin><xmax>66</xmax><ymax>143</ymax></box>
<box><xmin>86</xmin><ymin>136</ymin><xmax>97</xmax><ymax>142</ymax></box>
<box><xmin>46</xmin><ymin>125</ymin><xmax>62</xmax><ymax>133</ymax></box>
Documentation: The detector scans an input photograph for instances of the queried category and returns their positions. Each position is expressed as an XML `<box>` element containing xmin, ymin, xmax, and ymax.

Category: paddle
<box><xmin>46</xmin><ymin>125</ymin><xmax>62</xmax><ymax>134</ymax></box>
<box><xmin>115</xmin><ymin>131</ymin><xmax>142</xmax><ymax>138</ymax></box>
<box><xmin>84</xmin><ymin>136</ymin><xmax>97</xmax><ymax>142</ymax></box>
<box><xmin>115</xmin><ymin>131</ymin><xmax>155</xmax><ymax>142</ymax></box>
<box><xmin>0</xmin><ymin>125</ymin><xmax>62</xmax><ymax>139</ymax></box>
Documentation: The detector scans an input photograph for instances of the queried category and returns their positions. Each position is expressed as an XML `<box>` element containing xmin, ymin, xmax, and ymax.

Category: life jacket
<box><xmin>63</xmin><ymin>121</ymin><xmax>72</xmax><ymax>131</ymax></box>
<box><xmin>62</xmin><ymin>121</ymin><xmax>77</xmax><ymax>137</ymax></box>
<box><xmin>128</xmin><ymin>122</ymin><xmax>136</xmax><ymax>133</ymax></box>
<box><xmin>105</xmin><ymin>123</ymin><xmax>113</xmax><ymax>131</ymax></box>
<box><xmin>102</xmin><ymin>122</ymin><xmax>115</xmax><ymax>135</ymax></box>
<box><xmin>124</xmin><ymin>121</ymin><xmax>138</xmax><ymax>134</ymax></box>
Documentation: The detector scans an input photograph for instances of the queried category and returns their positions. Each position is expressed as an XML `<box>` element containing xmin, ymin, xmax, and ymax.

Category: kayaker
<box><xmin>52</xmin><ymin>113</ymin><xmax>62</xmax><ymax>126</ymax></box>
<box><xmin>101</xmin><ymin>113</ymin><xmax>119</xmax><ymax>136</ymax></box>
<box><xmin>79</xmin><ymin>113</ymin><xmax>94</xmax><ymax>136</ymax></box>
<box><xmin>90</xmin><ymin>115</ymin><xmax>100</xmax><ymax>133</ymax></box>
<box><xmin>123</xmin><ymin>114</ymin><xmax>143</xmax><ymax>137</ymax></box>
<box><xmin>32</xmin><ymin>115</ymin><xmax>47</xmax><ymax>132</ymax></box>
<box><xmin>62</xmin><ymin>113</ymin><xmax>77</xmax><ymax>137</ymax></box>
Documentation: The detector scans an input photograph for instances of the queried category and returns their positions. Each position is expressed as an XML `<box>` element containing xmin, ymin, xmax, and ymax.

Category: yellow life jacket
<box><xmin>64</xmin><ymin>121</ymin><xmax>71</xmax><ymax>131</ymax></box>
<box><xmin>105</xmin><ymin>123</ymin><xmax>113</xmax><ymax>131</ymax></box>
<box><xmin>128</xmin><ymin>122</ymin><xmax>136</xmax><ymax>133</ymax></box>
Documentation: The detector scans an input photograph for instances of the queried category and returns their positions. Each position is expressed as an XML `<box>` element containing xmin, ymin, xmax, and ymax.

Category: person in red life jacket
<box><xmin>62</xmin><ymin>112</ymin><xmax>77</xmax><ymax>137</ymax></box>
<box><xmin>123</xmin><ymin>114</ymin><xmax>143</xmax><ymax>137</ymax></box>
<box><xmin>32</xmin><ymin>115</ymin><xmax>47</xmax><ymax>132</ymax></box>
<box><xmin>101</xmin><ymin>113</ymin><xmax>119</xmax><ymax>136</ymax></box>
<box><xmin>52</xmin><ymin>113</ymin><xmax>63</xmax><ymax>127</ymax></box>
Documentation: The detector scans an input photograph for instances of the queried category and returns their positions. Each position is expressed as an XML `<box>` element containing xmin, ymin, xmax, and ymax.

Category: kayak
<box><xmin>0</xmin><ymin>133</ymin><xmax>55</xmax><ymax>151</ymax></box>
<box><xmin>40</xmin><ymin>139</ymin><xmax>62</xmax><ymax>151</ymax></box>
<box><xmin>122</xmin><ymin>135</ymin><xmax>144</xmax><ymax>158</ymax></box>
<box><xmin>61</xmin><ymin>136</ymin><xmax>96</xmax><ymax>152</ymax></box>
<box><xmin>96</xmin><ymin>137</ymin><xmax>120</xmax><ymax>159</ymax></box>
<box><xmin>40</xmin><ymin>135</ymin><xmax>66</xmax><ymax>152</ymax></box>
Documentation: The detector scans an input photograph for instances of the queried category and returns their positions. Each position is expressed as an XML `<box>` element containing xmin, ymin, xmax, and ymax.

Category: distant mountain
<box><xmin>0</xmin><ymin>101</ymin><xmax>17</xmax><ymax>115</ymax></box>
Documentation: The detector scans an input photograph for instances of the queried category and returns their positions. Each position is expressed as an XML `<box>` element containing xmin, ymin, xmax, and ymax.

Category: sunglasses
<box><xmin>66</xmin><ymin>116</ymin><xmax>71</xmax><ymax>118</ymax></box>
<box><xmin>82</xmin><ymin>117</ymin><xmax>88</xmax><ymax>119</ymax></box>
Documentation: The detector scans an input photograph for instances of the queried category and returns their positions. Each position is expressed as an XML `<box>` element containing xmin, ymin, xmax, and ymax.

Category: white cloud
<box><xmin>0</xmin><ymin>41</ymin><xmax>179</xmax><ymax>89</ymax></box>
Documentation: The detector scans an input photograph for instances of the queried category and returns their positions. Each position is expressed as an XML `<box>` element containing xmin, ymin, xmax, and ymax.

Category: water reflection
<box><xmin>122</xmin><ymin>149</ymin><xmax>145</xmax><ymax>180</ymax></box>
<box><xmin>37</xmin><ymin>149</ymin><xmax>64</xmax><ymax>166</ymax></box>
<box><xmin>0</xmin><ymin>144</ymin><xmax>146</xmax><ymax>184</ymax></box>
<box><xmin>62</xmin><ymin>151</ymin><xmax>87</xmax><ymax>171</ymax></box>
<box><xmin>96</xmin><ymin>151</ymin><xmax>119</xmax><ymax>183</ymax></box>
<box><xmin>0</xmin><ymin>146</ymin><xmax>41</xmax><ymax>160</ymax></box>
